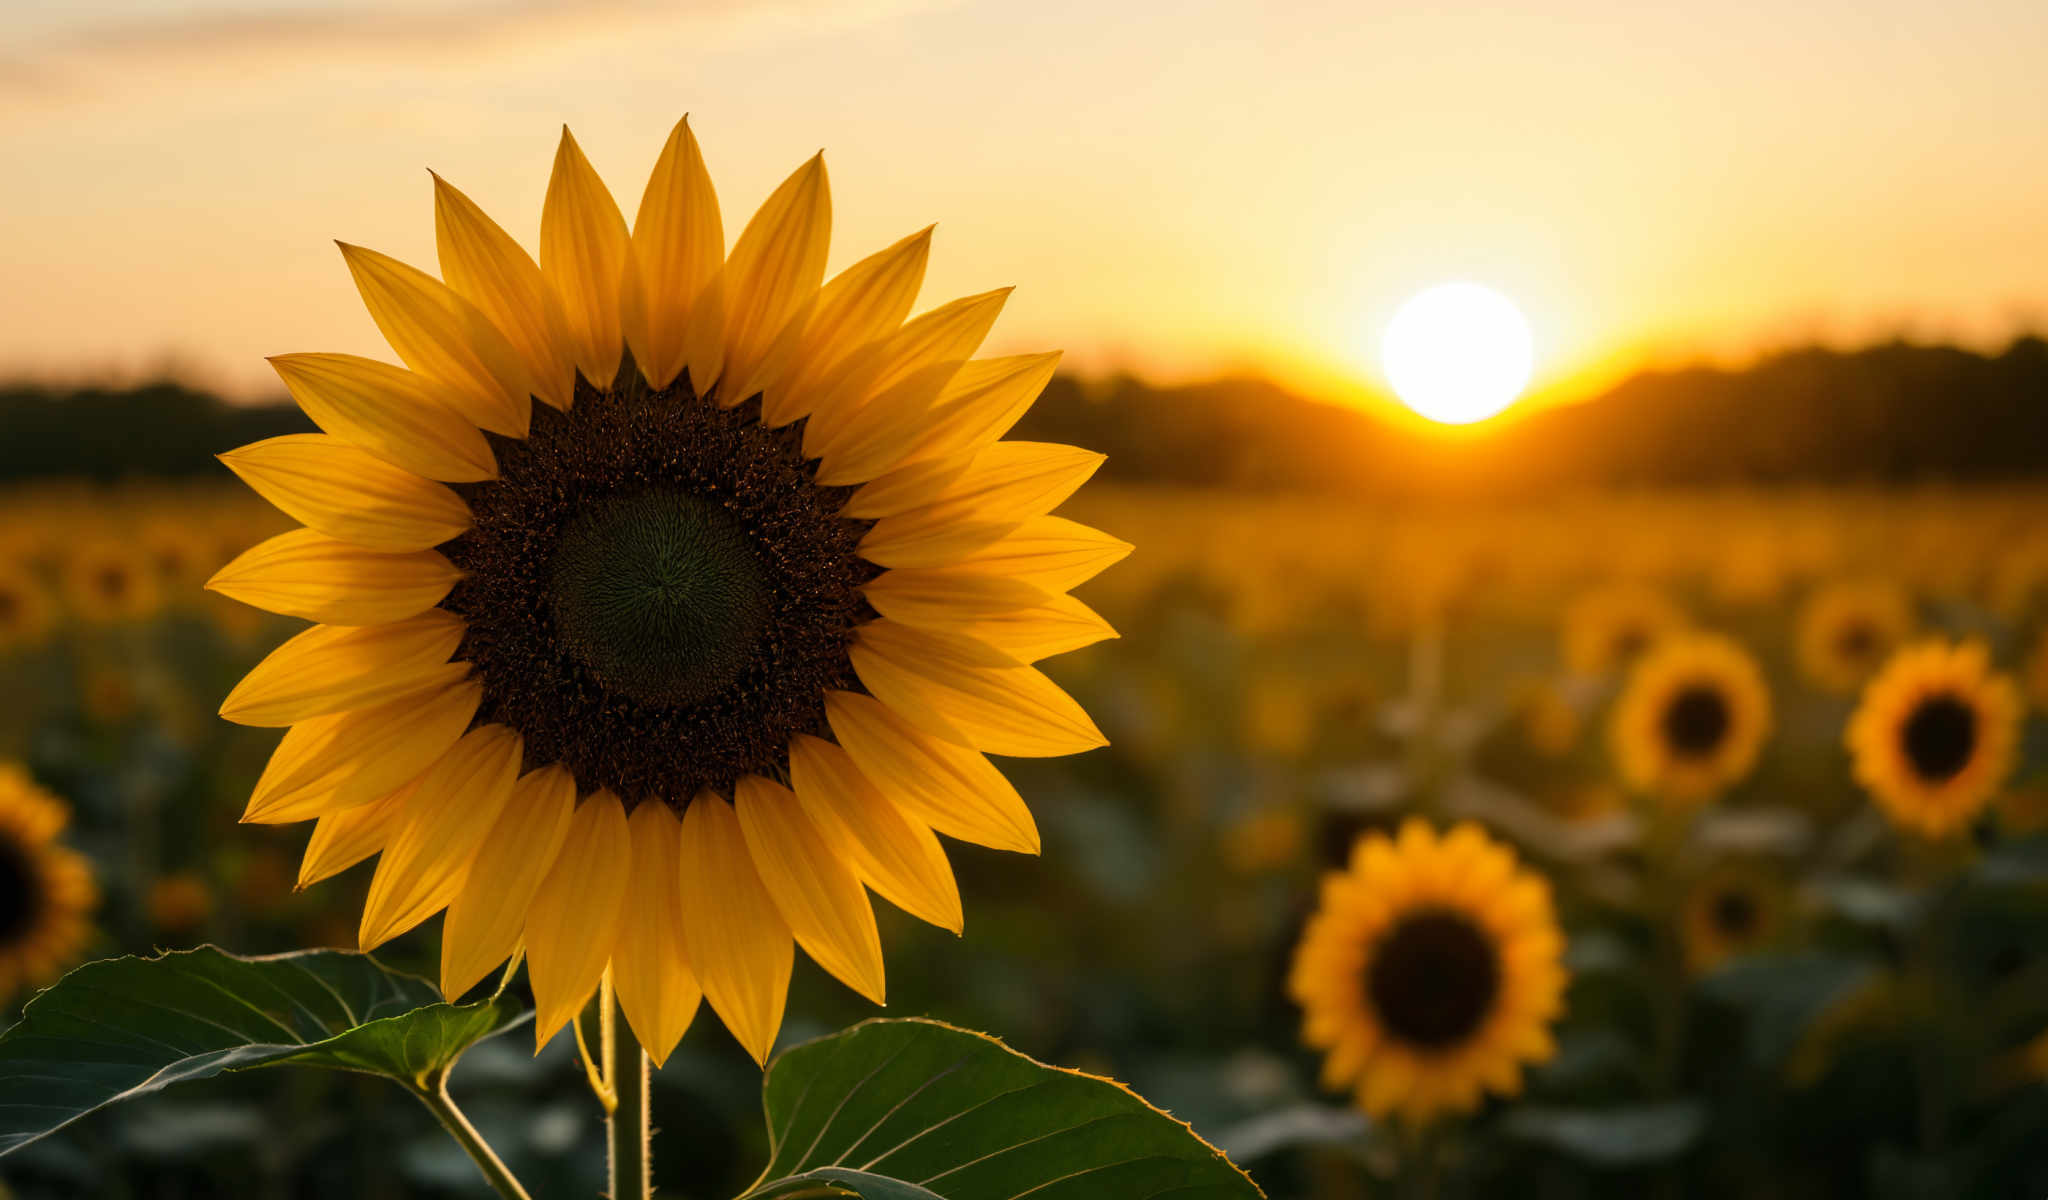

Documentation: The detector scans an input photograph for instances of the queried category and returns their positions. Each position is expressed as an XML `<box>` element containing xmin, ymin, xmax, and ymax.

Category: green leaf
<box><xmin>740</xmin><ymin>1017</ymin><xmax>1263</xmax><ymax>1200</ymax></box>
<box><xmin>0</xmin><ymin>945</ymin><xmax>528</xmax><ymax>1155</ymax></box>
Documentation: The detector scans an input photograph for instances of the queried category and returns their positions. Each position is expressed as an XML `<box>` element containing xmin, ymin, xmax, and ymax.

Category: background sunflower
<box><xmin>1288</xmin><ymin>819</ymin><xmax>1568</xmax><ymax>1125</ymax></box>
<box><xmin>1610</xmin><ymin>632</ymin><xmax>1773</xmax><ymax>806</ymax></box>
<box><xmin>1847</xmin><ymin>639</ymin><xmax>2022</xmax><ymax>839</ymax></box>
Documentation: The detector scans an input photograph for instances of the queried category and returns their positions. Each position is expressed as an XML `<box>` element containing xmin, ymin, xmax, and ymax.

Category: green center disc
<box><xmin>549</xmin><ymin>490</ymin><xmax>771</xmax><ymax>708</ymax></box>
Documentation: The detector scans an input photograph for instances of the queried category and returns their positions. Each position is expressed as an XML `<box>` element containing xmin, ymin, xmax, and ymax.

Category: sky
<box><xmin>2</xmin><ymin>0</ymin><xmax>2045</xmax><ymax>407</ymax></box>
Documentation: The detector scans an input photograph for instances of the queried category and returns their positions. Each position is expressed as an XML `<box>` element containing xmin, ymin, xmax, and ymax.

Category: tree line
<box><xmin>3</xmin><ymin>336</ymin><xmax>2044</xmax><ymax>497</ymax></box>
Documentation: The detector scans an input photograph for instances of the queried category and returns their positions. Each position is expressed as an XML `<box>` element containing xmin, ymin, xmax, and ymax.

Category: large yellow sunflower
<box><xmin>1560</xmin><ymin>582</ymin><xmax>1686</xmax><ymax>677</ymax></box>
<box><xmin>0</xmin><ymin>766</ymin><xmax>97</xmax><ymax>997</ymax></box>
<box><xmin>1610</xmin><ymin>633</ymin><xmax>1772</xmax><ymax>806</ymax></box>
<box><xmin>1794</xmin><ymin>579</ymin><xmax>1915</xmax><ymax>694</ymax></box>
<box><xmin>210</xmin><ymin>118</ymin><xmax>1128</xmax><ymax>1065</ymax></box>
<box><xmin>1847</xmin><ymin>640</ymin><xmax>2021</xmax><ymax>839</ymax></box>
<box><xmin>1288</xmin><ymin>819</ymin><xmax>1567</xmax><ymax>1125</ymax></box>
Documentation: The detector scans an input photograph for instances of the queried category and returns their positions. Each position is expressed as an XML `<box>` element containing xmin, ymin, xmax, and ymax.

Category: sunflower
<box><xmin>1561</xmin><ymin>582</ymin><xmax>1686</xmax><ymax>677</ymax></box>
<box><xmin>139</xmin><ymin>519</ymin><xmax>220</xmax><ymax>608</ymax></box>
<box><xmin>61</xmin><ymin>538</ymin><xmax>161</xmax><ymax>625</ymax></box>
<box><xmin>0</xmin><ymin>767</ymin><xmax>97</xmax><ymax>996</ymax></box>
<box><xmin>210</xmin><ymin>118</ymin><xmax>1127</xmax><ymax>1066</ymax></box>
<box><xmin>1288</xmin><ymin>819</ymin><xmax>1567</xmax><ymax>1125</ymax></box>
<box><xmin>1610</xmin><ymin>633</ymin><xmax>1772</xmax><ymax>806</ymax></box>
<box><xmin>1847</xmin><ymin>640</ymin><xmax>2021</xmax><ymax>839</ymax></box>
<box><xmin>1795</xmin><ymin>579</ymin><xmax>1915</xmax><ymax>694</ymax></box>
<box><xmin>1680</xmin><ymin>863</ymin><xmax>1785</xmax><ymax>973</ymax></box>
<box><xmin>0</xmin><ymin>561</ymin><xmax>57</xmax><ymax>652</ymax></box>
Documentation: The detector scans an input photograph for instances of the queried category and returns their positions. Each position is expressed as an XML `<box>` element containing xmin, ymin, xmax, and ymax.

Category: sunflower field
<box><xmin>6</xmin><ymin>459</ymin><xmax>2048</xmax><ymax>1197</ymax></box>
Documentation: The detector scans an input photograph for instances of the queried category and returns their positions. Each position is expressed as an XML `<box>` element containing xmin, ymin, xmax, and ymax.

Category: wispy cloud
<box><xmin>0</xmin><ymin>0</ymin><xmax>951</xmax><ymax>111</ymax></box>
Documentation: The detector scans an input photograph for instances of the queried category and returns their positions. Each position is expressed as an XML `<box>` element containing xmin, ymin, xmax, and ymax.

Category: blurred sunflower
<box><xmin>1795</xmin><ymin>579</ymin><xmax>1914</xmax><ymax>694</ymax></box>
<box><xmin>140</xmin><ymin>520</ymin><xmax>219</xmax><ymax>607</ymax></box>
<box><xmin>61</xmin><ymin>539</ymin><xmax>161</xmax><ymax>625</ymax></box>
<box><xmin>211</xmin><ymin>118</ymin><xmax>1126</xmax><ymax>1065</ymax></box>
<box><xmin>0</xmin><ymin>561</ymin><xmax>57</xmax><ymax>652</ymax></box>
<box><xmin>1681</xmin><ymin>864</ymin><xmax>1785</xmax><ymax>973</ymax></box>
<box><xmin>1848</xmin><ymin>640</ymin><xmax>2021</xmax><ymax>839</ymax></box>
<box><xmin>1561</xmin><ymin>583</ymin><xmax>1686</xmax><ymax>677</ymax></box>
<box><xmin>0</xmin><ymin>767</ymin><xmax>97</xmax><ymax>996</ymax></box>
<box><xmin>1288</xmin><ymin>820</ymin><xmax>1567</xmax><ymax>1125</ymax></box>
<box><xmin>1611</xmin><ymin>633</ymin><xmax>1772</xmax><ymax>805</ymax></box>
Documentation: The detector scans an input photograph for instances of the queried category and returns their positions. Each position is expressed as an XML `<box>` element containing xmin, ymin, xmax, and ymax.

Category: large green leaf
<box><xmin>740</xmin><ymin>1017</ymin><xmax>1263</xmax><ymax>1200</ymax></box>
<box><xmin>0</xmin><ymin>946</ymin><xmax>527</xmax><ymax>1154</ymax></box>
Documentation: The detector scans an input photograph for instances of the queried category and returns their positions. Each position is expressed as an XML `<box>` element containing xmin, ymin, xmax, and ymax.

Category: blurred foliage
<box><xmin>8</xmin><ymin>470</ymin><xmax>2048</xmax><ymax>1195</ymax></box>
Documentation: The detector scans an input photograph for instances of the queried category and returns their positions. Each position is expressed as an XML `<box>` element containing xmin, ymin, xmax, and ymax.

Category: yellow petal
<box><xmin>627</xmin><ymin>115</ymin><xmax>725</xmax><ymax>392</ymax></box>
<box><xmin>359</xmin><ymin>724</ymin><xmax>523</xmax><ymax>950</ymax></box>
<box><xmin>720</xmin><ymin>154</ymin><xmax>830</xmax><ymax>404</ymax></box>
<box><xmin>525</xmin><ymin>791</ymin><xmax>632</xmax><ymax>1049</ymax></box>
<box><xmin>268</xmin><ymin>354</ymin><xmax>497</xmax><ymax>484</ymax></box>
<box><xmin>894</xmin><ymin>352</ymin><xmax>1063</xmax><ymax>467</ymax></box>
<box><xmin>220</xmin><ymin>434</ymin><xmax>472</xmax><ymax>552</ymax></box>
<box><xmin>434</xmin><ymin>172</ymin><xmax>576</xmax><ymax>410</ymax></box>
<box><xmin>861</xmin><ymin>568</ymin><xmax>1049</xmax><ymax>628</ymax></box>
<box><xmin>839</xmin><ymin>452</ymin><xmax>978</xmax><ymax>520</ymax></box>
<box><xmin>298</xmin><ymin>778</ymin><xmax>417</xmax><ymax>888</ymax></box>
<box><xmin>807</xmin><ymin>289</ymin><xmax>1012</xmax><ymax>483</ymax></box>
<box><xmin>337</xmin><ymin>243</ymin><xmax>531</xmax><ymax>436</ymax></box>
<box><xmin>859</xmin><ymin>442</ymin><xmax>1103</xmax><ymax>560</ymax></box>
<box><xmin>850</xmin><ymin>622</ymin><xmax>1106</xmax><ymax>757</ymax></box>
<box><xmin>611</xmin><ymin>801</ymin><xmax>703</xmax><ymax>1066</ymax></box>
<box><xmin>824</xmin><ymin>690</ymin><xmax>1039</xmax><ymax>854</ymax></box>
<box><xmin>946</xmin><ymin>516</ymin><xmax>1134</xmax><ymax>593</ymax></box>
<box><xmin>734</xmin><ymin>776</ymin><xmax>886</xmax><ymax>1004</ymax></box>
<box><xmin>220</xmin><ymin>611</ymin><xmax>468</xmax><ymax>726</ymax></box>
<box><xmin>787</xmin><ymin>734</ymin><xmax>962</xmax><ymax>933</ymax></box>
<box><xmin>677</xmin><ymin>793</ymin><xmax>792</xmax><ymax>1065</ymax></box>
<box><xmin>441</xmin><ymin>765</ymin><xmax>576</xmax><ymax>1000</ymax></box>
<box><xmin>206</xmin><ymin>528</ymin><xmax>460</xmax><ymax>625</ymax></box>
<box><xmin>761</xmin><ymin>226</ymin><xmax>931</xmax><ymax>427</ymax></box>
<box><xmin>541</xmin><ymin>127</ymin><xmax>632</xmax><ymax>389</ymax></box>
<box><xmin>952</xmin><ymin>594</ymin><xmax>1118</xmax><ymax>663</ymax></box>
<box><xmin>244</xmin><ymin>678</ymin><xmax>481</xmax><ymax>824</ymax></box>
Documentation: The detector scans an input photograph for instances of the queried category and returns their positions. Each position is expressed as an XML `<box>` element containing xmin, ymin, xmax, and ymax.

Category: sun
<box><xmin>1379</xmin><ymin>282</ymin><xmax>1534</xmax><ymax>425</ymax></box>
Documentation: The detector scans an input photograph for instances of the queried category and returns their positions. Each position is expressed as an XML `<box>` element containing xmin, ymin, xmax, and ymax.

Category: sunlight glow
<box><xmin>1380</xmin><ymin>283</ymin><xmax>1535</xmax><ymax>425</ymax></box>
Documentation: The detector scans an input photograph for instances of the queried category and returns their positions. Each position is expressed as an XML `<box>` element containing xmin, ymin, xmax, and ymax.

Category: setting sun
<box><xmin>1381</xmin><ymin>282</ymin><xmax>1535</xmax><ymax>425</ymax></box>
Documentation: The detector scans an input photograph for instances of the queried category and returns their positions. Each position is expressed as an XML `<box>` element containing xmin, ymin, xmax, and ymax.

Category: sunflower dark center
<box><xmin>1612</xmin><ymin>628</ymin><xmax>1649</xmax><ymax>662</ymax></box>
<box><xmin>1710</xmin><ymin>889</ymin><xmax>1758</xmax><ymax>937</ymax></box>
<box><xmin>95</xmin><ymin>566</ymin><xmax>128</xmax><ymax>600</ymax></box>
<box><xmin>0</xmin><ymin>835</ymin><xmax>39</xmax><ymax>945</ymax></box>
<box><xmin>0</xmin><ymin>590</ymin><xmax>18</xmax><ymax>625</ymax></box>
<box><xmin>548</xmin><ymin>491</ymin><xmax>770</xmax><ymax>707</ymax></box>
<box><xmin>1902</xmin><ymin>694</ymin><xmax>1976</xmax><ymax>782</ymax></box>
<box><xmin>1366</xmin><ymin>908</ymin><xmax>1501</xmax><ymax>1051</ymax></box>
<box><xmin>441</xmin><ymin>367</ymin><xmax>877</xmax><ymax>808</ymax></box>
<box><xmin>1835</xmin><ymin>623</ymin><xmax>1877</xmax><ymax>663</ymax></box>
<box><xmin>1661</xmin><ymin>684</ymin><xmax>1731</xmax><ymax>757</ymax></box>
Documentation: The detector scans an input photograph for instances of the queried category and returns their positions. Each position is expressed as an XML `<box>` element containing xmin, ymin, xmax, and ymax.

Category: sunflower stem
<box><xmin>414</xmin><ymin>1068</ymin><xmax>533</xmax><ymax>1200</ymax></box>
<box><xmin>604</xmin><ymin>978</ymin><xmax>653</xmax><ymax>1200</ymax></box>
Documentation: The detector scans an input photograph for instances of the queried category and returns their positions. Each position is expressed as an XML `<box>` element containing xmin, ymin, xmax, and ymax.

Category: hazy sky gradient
<box><xmin>3</xmin><ymin>0</ymin><xmax>2044</xmax><ymax>402</ymax></box>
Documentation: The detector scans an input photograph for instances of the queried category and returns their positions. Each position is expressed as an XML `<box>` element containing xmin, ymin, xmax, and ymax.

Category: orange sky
<box><xmin>2</xmin><ymin>0</ymin><xmax>2044</xmax><ymax>404</ymax></box>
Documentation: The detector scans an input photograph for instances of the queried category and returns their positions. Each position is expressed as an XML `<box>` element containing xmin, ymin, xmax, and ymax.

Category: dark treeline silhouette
<box><xmin>0</xmin><ymin>380</ymin><xmax>314</xmax><ymax>484</ymax></box>
<box><xmin>3</xmin><ymin>337</ymin><xmax>2045</xmax><ymax>497</ymax></box>
<box><xmin>1011</xmin><ymin>336</ymin><xmax>2048</xmax><ymax>498</ymax></box>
